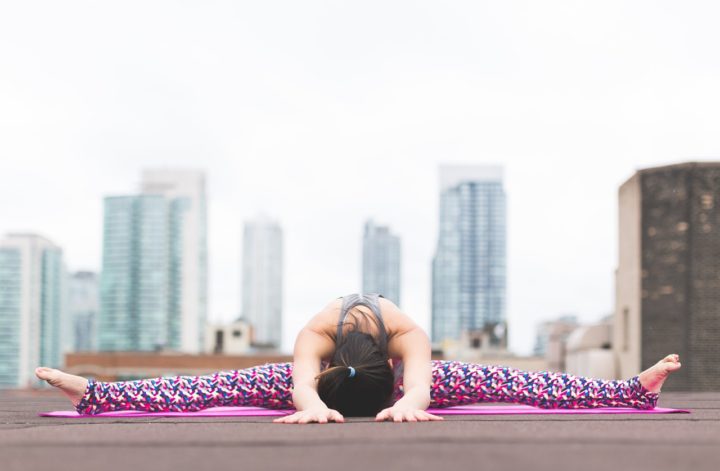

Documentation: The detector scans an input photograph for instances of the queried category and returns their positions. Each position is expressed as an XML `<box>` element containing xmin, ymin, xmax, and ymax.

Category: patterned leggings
<box><xmin>74</xmin><ymin>360</ymin><xmax>659</xmax><ymax>415</ymax></box>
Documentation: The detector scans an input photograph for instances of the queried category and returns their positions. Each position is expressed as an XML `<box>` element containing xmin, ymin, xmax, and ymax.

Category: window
<box><xmin>701</xmin><ymin>193</ymin><xmax>713</xmax><ymax>210</ymax></box>
<box><xmin>214</xmin><ymin>330</ymin><xmax>224</xmax><ymax>354</ymax></box>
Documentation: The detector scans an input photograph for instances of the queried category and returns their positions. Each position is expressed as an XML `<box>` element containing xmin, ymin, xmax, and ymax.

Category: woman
<box><xmin>36</xmin><ymin>293</ymin><xmax>681</xmax><ymax>423</ymax></box>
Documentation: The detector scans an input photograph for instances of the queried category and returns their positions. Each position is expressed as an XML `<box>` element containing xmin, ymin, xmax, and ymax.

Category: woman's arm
<box><xmin>274</xmin><ymin>303</ymin><xmax>345</xmax><ymax>424</ymax></box>
<box><xmin>289</xmin><ymin>327</ymin><xmax>335</xmax><ymax>411</ymax></box>
<box><xmin>386</xmin><ymin>326</ymin><xmax>433</xmax><ymax>409</ymax></box>
<box><xmin>376</xmin><ymin>300</ymin><xmax>443</xmax><ymax>422</ymax></box>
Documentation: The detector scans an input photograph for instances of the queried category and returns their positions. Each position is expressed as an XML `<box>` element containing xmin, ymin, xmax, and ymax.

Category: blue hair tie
<box><xmin>347</xmin><ymin>366</ymin><xmax>356</xmax><ymax>378</ymax></box>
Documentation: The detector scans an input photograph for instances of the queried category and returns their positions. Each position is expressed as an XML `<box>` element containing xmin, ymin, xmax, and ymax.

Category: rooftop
<box><xmin>2</xmin><ymin>390</ymin><xmax>718</xmax><ymax>471</ymax></box>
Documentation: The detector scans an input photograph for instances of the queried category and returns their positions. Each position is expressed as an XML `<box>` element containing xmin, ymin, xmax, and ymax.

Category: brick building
<box><xmin>615</xmin><ymin>162</ymin><xmax>720</xmax><ymax>391</ymax></box>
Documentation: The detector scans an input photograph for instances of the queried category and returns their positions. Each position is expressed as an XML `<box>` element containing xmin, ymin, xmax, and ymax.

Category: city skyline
<box><xmin>3</xmin><ymin>160</ymin><xmax>719</xmax><ymax>355</ymax></box>
<box><xmin>4</xmin><ymin>2</ymin><xmax>720</xmax><ymax>354</ymax></box>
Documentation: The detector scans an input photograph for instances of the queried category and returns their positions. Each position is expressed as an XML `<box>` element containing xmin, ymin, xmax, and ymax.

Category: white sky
<box><xmin>2</xmin><ymin>1</ymin><xmax>720</xmax><ymax>355</ymax></box>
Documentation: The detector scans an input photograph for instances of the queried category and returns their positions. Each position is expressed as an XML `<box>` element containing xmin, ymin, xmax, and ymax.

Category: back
<box><xmin>335</xmin><ymin>293</ymin><xmax>389</xmax><ymax>354</ymax></box>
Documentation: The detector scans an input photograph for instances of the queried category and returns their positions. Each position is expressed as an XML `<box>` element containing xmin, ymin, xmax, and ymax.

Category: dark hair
<box><xmin>315</xmin><ymin>311</ymin><xmax>394</xmax><ymax>417</ymax></box>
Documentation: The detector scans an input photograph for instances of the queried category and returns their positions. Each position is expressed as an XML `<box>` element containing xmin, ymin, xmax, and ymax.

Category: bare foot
<box><xmin>638</xmin><ymin>354</ymin><xmax>682</xmax><ymax>393</ymax></box>
<box><xmin>35</xmin><ymin>367</ymin><xmax>88</xmax><ymax>407</ymax></box>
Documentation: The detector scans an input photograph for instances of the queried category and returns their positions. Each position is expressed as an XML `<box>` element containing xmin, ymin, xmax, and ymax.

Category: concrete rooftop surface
<box><xmin>1</xmin><ymin>391</ymin><xmax>719</xmax><ymax>471</ymax></box>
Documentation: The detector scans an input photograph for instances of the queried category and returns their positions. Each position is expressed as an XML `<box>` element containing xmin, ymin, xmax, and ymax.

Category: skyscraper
<box><xmin>431</xmin><ymin>165</ymin><xmax>507</xmax><ymax>347</ymax></box>
<box><xmin>68</xmin><ymin>271</ymin><xmax>99</xmax><ymax>352</ymax></box>
<box><xmin>362</xmin><ymin>220</ymin><xmax>401</xmax><ymax>305</ymax></box>
<box><xmin>614</xmin><ymin>162</ymin><xmax>720</xmax><ymax>391</ymax></box>
<box><xmin>142</xmin><ymin>169</ymin><xmax>208</xmax><ymax>354</ymax></box>
<box><xmin>0</xmin><ymin>234</ymin><xmax>65</xmax><ymax>388</ymax></box>
<box><xmin>99</xmin><ymin>169</ymin><xmax>207</xmax><ymax>353</ymax></box>
<box><xmin>241</xmin><ymin>215</ymin><xmax>283</xmax><ymax>347</ymax></box>
<box><xmin>99</xmin><ymin>195</ymin><xmax>169</xmax><ymax>351</ymax></box>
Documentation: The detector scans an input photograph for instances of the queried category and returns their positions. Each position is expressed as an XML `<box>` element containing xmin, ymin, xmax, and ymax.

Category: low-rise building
<box><xmin>565</xmin><ymin>320</ymin><xmax>614</xmax><ymax>379</ymax></box>
<box><xmin>63</xmin><ymin>352</ymin><xmax>293</xmax><ymax>382</ymax></box>
<box><xmin>205</xmin><ymin>319</ymin><xmax>252</xmax><ymax>355</ymax></box>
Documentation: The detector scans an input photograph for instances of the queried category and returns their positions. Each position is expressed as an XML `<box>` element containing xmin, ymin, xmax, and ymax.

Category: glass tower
<box><xmin>99</xmin><ymin>169</ymin><xmax>208</xmax><ymax>353</ymax></box>
<box><xmin>40</xmin><ymin>247</ymin><xmax>64</xmax><ymax>368</ymax></box>
<box><xmin>242</xmin><ymin>215</ymin><xmax>283</xmax><ymax>348</ymax></box>
<box><xmin>99</xmin><ymin>196</ymin><xmax>168</xmax><ymax>351</ymax></box>
<box><xmin>0</xmin><ymin>234</ymin><xmax>65</xmax><ymax>388</ymax></box>
<box><xmin>142</xmin><ymin>169</ymin><xmax>208</xmax><ymax>354</ymax></box>
<box><xmin>431</xmin><ymin>165</ymin><xmax>507</xmax><ymax>345</ymax></box>
<box><xmin>68</xmin><ymin>271</ymin><xmax>99</xmax><ymax>352</ymax></box>
<box><xmin>362</xmin><ymin>220</ymin><xmax>401</xmax><ymax>305</ymax></box>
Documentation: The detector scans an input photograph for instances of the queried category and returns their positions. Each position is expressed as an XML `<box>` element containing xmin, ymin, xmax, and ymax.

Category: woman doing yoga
<box><xmin>36</xmin><ymin>293</ymin><xmax>681</xmax><ymax>423</ymax></box>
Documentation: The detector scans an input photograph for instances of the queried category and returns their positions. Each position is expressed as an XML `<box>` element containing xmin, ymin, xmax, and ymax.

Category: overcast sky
<box><xmin>2</xmin><ymin>1</ymin><xmax>720</xmax><ymax>354</ymax></box>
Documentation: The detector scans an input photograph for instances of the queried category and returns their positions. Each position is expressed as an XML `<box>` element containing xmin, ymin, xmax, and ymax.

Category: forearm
<box><xmin>395</xmin><ymin>385</ymin><xmax>431</xmax><ymax>410</ymax></box>
<box><xmin>292</xmin><ymin>384</ymin><xmax>328</xmax><ymax>411</ymax></box>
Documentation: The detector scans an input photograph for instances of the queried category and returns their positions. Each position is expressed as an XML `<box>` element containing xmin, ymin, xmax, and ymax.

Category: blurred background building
<box><xmin>67</xmin><ymin>271</ymin><xmax>98</xmax><ymax>352</ymax></box>
<box><xmin>432</xmin><ymin>165</ymin><xmax>507</xmax><ymax>349</ymax></box>
<box><xmin>533</xmin><ymin>315</ymin><xmax>579</xmax><ymax>372</ymax></box>
<box><xmin>614</xmin><ymin>162</ymin><xmax>720</xmax><ymax>391</ymax></box>
<box><xmin>99</xmin><ymin>169</ymin><xmax>208</xmax><ymax>353</ymax></box>
<box><xmin>0</xmin><ymin>234</ymin><xmax>65</xmax><ymax>388</ymax></box>
<box><xmin>205</xmin><ymin>318</ymin><xmax>252</xmax><ymax>355</ymax></box>
<box><xmin>565</xmin><ymin>317</ymin><xmax>614</xmax><ymax>379</ymax></box>
<box><xmin>362</xmin><ymin>219</ymin><xmax>401</xmax><ymax>305</ymax></box>
<box><xmin>142</xmin><ymin>169</ymin><xmax>208</xmax><ymax>354</ymax></box>
<box><xmin>241</xmin><ymin>215</ymin><xmax>283</xmax><ymax>348</ymax></box>
<box><xmin>63</xmin><ymin>351</ymin><xmax>292</xmax><ymax>382</ymax></box>
<box><xmin>443</xmin><ymin>327</ymin><xmax>546</xmax><ymax>372</ymax></box>
<box><xmin>99</xmin><ymin>194</ymin><xmax>171</xmax><ymax>352</ymax></box>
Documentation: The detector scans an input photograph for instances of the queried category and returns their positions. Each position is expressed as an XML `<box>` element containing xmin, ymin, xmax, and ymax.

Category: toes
<box><xmin>662</xmin><ymin>354</ymin><xmax>680</xmax><ymax>363</ymax></box>
<box><xmin>35</xmin><ymin>367</ymin><xmax>51</xmax><ymax>379</ymax></box>
<box><xmin>35</xmin><ymin>367</ymin><xmax>61</xmax><ymax>383</ymax></box>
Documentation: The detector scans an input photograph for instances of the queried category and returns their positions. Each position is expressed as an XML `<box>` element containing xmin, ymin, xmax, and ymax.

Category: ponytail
<box><xmin>315</xmin><ymin>330</ymin><xmax>394</xmax><ymax>416</ymax></box>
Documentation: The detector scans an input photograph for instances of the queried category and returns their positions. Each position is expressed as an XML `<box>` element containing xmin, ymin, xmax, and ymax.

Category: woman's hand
<box><xmin>273</xmin><ymin>407</ymin><xmax>345</xmax><ymax>424</ymax></box>
<box><xmin>375</xmin><ymin>404</ymin><xmax>444</xmax><ymax>423</ymax></box>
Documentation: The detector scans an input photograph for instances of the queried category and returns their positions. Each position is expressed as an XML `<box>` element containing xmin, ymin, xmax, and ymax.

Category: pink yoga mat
<box><xmin>39</xmin><ymin>405</ymin><xmax>689</xmax><ymax>418</ymax></box>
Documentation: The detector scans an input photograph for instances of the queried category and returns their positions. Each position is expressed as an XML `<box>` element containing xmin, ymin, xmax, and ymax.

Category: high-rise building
<box><xmin>241</xmin><ymin>215</ymin><xmax>283</xmax><ymax>348</ymax></box>
<box><xmin>99</xmin><ymin>169</ymin><xmax>207</xmax><ymax>353</ymax></box>
<box><xmin>0</xmin><ymin>234</ymin><xmax>65</xmax><ymax>388</ymax></box>
<box><xmin>99</xmin><ymin>195</ymin><xmax>169</xmax><ymax>351</ymax></box>
<box><xmin>68</xmin><ymin>271</ymin><xmax>99</xmax><ymax>352</ymax></box>
<box><xmin>362</xmin><ymin>220</ymin><xmax>401</xmax><ymax>305</ymax></box>
<box><xmin>141</xmin><ymin>169</ymin><xmax>208</xmax><ymax>354</ymax></box>
<box><xmin>614</xmin><ymin>162</ymin><xmax>720</xmax><ymax>391</ymax></box>
<box><xmin>432</xmin><ymin>165</ymin><xmax>507</xmax><ymax>347</ymax></box>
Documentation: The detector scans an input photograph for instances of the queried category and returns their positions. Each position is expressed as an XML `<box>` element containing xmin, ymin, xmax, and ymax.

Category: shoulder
<box><xmin>302</xmin><ymin>298</ymin><xmax>343</xmax><ymax>338</ymax></box>
<box><xmin>377</xmin><ymin>298</ymin><xmax>429</xmax><ymax>360</ymax></box>
<box><xmin>377</xmin><ymin>297</ymin><xmax>420</xmax><ymax>338</ymax></box>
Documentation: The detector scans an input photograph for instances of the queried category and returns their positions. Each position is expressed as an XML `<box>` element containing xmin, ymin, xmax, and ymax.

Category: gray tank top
<box><xmin>332</xmin><ymin>293</ymin><xmax>404</xmax><ymax>392</ymax></box>
<box><xmin>336</xmin><ymin>293</ymin><xmax>389</xmax><ymax>354</ymax></box>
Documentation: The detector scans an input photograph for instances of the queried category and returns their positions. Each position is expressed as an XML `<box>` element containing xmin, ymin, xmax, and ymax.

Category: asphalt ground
<box><xmin>1</xmin><ymin>390</ymin><xmax>718</xmax><ymax>471</ymax></box>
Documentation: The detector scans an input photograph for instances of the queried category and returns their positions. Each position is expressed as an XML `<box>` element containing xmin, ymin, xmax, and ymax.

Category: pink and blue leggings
<box><xmin>74</xmin><ymin>360</ymin><xmax>659</xmax><ymax>415</ymax></box>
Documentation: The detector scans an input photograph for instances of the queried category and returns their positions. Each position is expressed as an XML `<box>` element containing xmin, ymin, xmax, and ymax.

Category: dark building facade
<box><xmin>615</xmin><ymin>162</ymin><xmax>720</xmax><ymax>391</ymax></box>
